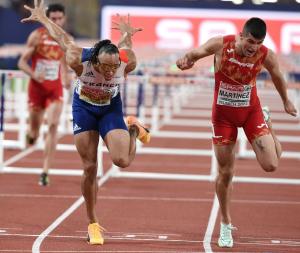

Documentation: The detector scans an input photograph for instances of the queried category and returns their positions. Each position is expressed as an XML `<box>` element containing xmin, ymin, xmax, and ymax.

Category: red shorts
<box><xmin>212</xmin><ymin>104</ymin><xmax>270</xmax><ymax>145</ymax></box>
<box><xmin>28</xmin><ymin>80</ymin><xmax>63</xmax><ymax>109</ymax></box>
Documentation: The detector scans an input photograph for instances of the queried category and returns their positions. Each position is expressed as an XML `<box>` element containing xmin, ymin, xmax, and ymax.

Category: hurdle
<box><xmin>1</xmin><ymin>63</ymin><xmax>300</xmax><ymax>185</ymax></box>
<box><xmin>0</xmin><ymin>73</ymin><xmax>5</xmax><ymax>171</ymax></box>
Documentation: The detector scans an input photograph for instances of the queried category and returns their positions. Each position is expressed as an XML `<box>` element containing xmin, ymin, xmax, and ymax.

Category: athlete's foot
<box><xmin>262</xmin><ymin>106</ymin><xmax>272</xmax><ymax>128</ymax></box>
<box><xmin>26</xmin><ymin>133</ymin><xmax>36</xmax><ymax>145</ymax></box>
<box><xmin>218</xmin><ymin>222</ymin><xmax>237</xmax><ymax>248</ymax></box>
<box><xmin>87</xmin><ymin>223</ymin><xmax>106</xmax><ymax>245</ymax></box>
<box><xmin>126</xmin><ymin>116</ymin><xmax>151</xmax><ymax>144</ymax></box>
<box><xmin>39</xmin><ymin>172</ymin><xmax>49</xmax><ymax>186</ymax></box>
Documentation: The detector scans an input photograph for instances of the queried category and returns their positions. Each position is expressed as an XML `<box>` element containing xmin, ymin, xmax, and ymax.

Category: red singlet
<box><xmin>28</xmin><ymin>27</ymin><xmax>64</xmax><ymax>109</ymax></box>
<box><xmin>212</xmin><ymin>35</ymin><xmax>270</xmax><ymax>145</ymax></box>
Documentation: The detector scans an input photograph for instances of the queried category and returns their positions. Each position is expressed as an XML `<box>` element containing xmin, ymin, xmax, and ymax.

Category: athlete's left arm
<box><xmin>118</xmin><ymin>32</ymin><xmax>137</xmax><ymax>74</ymax></box>
<box><xmin>113</xmin><ymin>14</ymin><xmax>142</xmax><ymax>75</ymax></box>
<box><xmin>264</xmin><ymin>49</ymin><xmax>298</xmax><ymax>117</ymax></box>
<box><xmin>60</xmin><ymin>56</ymin><xmax>71</xmax><ymax>89</ymax></box>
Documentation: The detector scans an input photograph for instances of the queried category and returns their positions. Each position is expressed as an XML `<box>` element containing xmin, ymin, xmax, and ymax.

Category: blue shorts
<box><xmin>72</xmin><ymin>92</ymin><xmax>128</xmax><ymax>138</ymax></box>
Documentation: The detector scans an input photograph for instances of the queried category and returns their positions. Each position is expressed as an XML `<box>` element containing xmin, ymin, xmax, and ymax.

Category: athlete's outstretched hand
<box><xmin>176</xmin><ymin>56</ymin><xmax>195</xmax><ymax>70</ymax></box>
<box><xmin>283</xmin><ymin>99</ymin><xmax>298</xmax><ymax>117</ymax></box>
<box><xmin>112</xmin><ymin>14</ymin><xmax>142</xmax><ymax>36</ymax></box>
<box><xmin>21</xmin><ymin>0</ymin><xmax>47</xmax><ymax>23</ymax></box>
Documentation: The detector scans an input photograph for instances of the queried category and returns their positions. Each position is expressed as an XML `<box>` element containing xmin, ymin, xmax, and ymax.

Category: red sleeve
<box><xmin>119</xmin><ymin>49</ymin><xmax>129</xmax><ymax>63</ymax></box>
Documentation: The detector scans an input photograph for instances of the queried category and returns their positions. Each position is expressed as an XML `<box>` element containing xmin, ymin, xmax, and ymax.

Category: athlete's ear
<box><xmin>239</xmin><ymin>32</ymin><xmax>244</xmax><ymax>40</ymax></box>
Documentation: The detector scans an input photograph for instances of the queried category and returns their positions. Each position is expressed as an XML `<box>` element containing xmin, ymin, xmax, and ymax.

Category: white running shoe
<box><xmin>217</xmin><ymin>222</ymin><xmax>237</xmax><ymax>248</ymax></box>
<box><xmin>262</xmin><ymin>106</ymin><xmax>270</xmax><ymax>123</ymax></box>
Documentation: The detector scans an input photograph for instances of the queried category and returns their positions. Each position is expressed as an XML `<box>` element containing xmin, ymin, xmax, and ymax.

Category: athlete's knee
<box><xmin>217</xmin><ymin>169</ymin><xmax>234</xmax><ymax>186</ymax></box>
<box><xmin>83</xmin><ymin>161</ymin><xmax>97</xmax><ymax>180</ymax></box>
<box><xmin>262</xmin><ymin>161</ymin><xmax>277</xmax><ymax>172</ymax></box>
<box><xmin>48</xmin><ymin>122</ymin><xmax>59</xmax><ymax>134</ymax></box>
<box><xmin>112</xmin><ymin>156</ymin><xmax>130</xmax><ymax>168</ymax></box>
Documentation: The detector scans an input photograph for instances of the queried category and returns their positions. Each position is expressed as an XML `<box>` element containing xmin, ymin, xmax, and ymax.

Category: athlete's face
<box><xmin>240</xmin><ymin>32</ymin><xmax>264</xmax><ymax>57</ymax></box>
<box><xmin>48</xmin><ymin>11</ymin><xmax>65</xmax><ymax>27</ymax></box>
<box><xmin>96</xmin><ymin>52</ymin><xmax>121</xmax><ymax>81</ymax></box>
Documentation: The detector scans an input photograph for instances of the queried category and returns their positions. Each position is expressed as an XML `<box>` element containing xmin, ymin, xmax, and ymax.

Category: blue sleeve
<box><xmin>81</xmin><ymin>47</ymin><xmax>93</xmax><ymax>63</ymax></box>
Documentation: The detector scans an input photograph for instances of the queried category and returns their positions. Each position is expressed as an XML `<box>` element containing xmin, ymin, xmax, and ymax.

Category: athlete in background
<box><xmin>177</xmin><ymin>17</ymin><xmax>297</xmax><ymax>248</ymax></box>
<box><xmin>18</xmin><ymin>3</ymin><xmax>71</xmax><ymax>186</ymax></box>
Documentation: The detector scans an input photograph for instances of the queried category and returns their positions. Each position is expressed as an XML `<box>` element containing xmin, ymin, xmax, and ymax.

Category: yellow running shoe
<box><xmin>87</xmin><ymin>223</ymin><xmax>105</xmax><ymax>245</ymax></box>
<box><xmin>126</xmin><ymin>116</ymin><xmax>151</xmax><ymax>144</ymax></box>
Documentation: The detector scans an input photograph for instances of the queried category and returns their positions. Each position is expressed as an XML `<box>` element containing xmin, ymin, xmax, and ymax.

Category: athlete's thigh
<box><xmin>100</xmin><ymin>109</ymin><xmax>129</xmax><ymax>157</ymax></box>
<box><xmin>74</xmin><ymin>130</ymin><xmax>99</xmax><ymax>164</ymax></box>
<box><xmin>251</xmin><ymin>133</ymin><xmax>277</xmax><ymax>168</ymax></box>
<box><xmin>46</xmin><ymin>101</ymin><xmax>63</xmax><ymax>126</ymax></box>
<box><xmin>213</xmin><ymin>142</ymin><xmax>236</xmax><ymax>171</ymax></box>
<box><xmin>29</xmin><ymin>106</ymin><xmax>45</xmax><ymax>129</ymax></box>
<box><xmin>72</xmin><ymin>104</ymin><xmax>99</xmax><ymax>135</ymax></box>
<box><xmin>104</xmin><ymin>129</ymin><xmax>130</xmax><ymax>159</ymax></box>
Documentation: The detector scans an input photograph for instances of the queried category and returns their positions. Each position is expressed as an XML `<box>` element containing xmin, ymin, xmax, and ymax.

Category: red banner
<box><xmin>102</xmin><ymin>6</ymin><xmax>300</xmax><ymax>54</ymax></box>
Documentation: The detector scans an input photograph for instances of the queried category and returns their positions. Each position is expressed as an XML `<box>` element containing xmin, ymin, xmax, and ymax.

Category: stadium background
<box><xmin>0</xmin><ymin>1</ymin><xmax>300</xmax><ymax>252</ymax></box>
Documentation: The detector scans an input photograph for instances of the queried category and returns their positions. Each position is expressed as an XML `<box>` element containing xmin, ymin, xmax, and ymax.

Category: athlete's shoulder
<box><xmin>81</xmin><ymin>47</ymin><xmax>93</xmax><ymax>63</ymax></box>
<box><xmin>223</xmin><ymin>35</ymin><xmax>235</xmax><ymax>43</ymax></box>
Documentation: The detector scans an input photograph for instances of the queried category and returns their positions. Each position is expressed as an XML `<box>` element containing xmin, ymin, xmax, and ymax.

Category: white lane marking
<box><xmin>271</xmin><ymin>240</ymin><xmax>281</xmax><ymax>244</ymax></box>
<box><xmin>203</xmin><ymin>194</ymin><xmax>219</xmax><ymax>253</ymax></box>
<box><xmin>1</xmin><ymin>193</ymin><xmax>300</xmax><ymax>205</ymax></box>
<box><xmin>31</xmin><ymin>165</ymin><xmax>119</xmax><ymax>253</ymax></box>
<box><xmin>1</xmin><ymin>232</ymin><xmax>200</xmax><ymax>243</ymax></box>
<box><xmin>0</xmin><ymin>250</ymin><xmax>203</xmax><ymax>253</ymax></box>
<box><xmin>3</xmin><ymin>146</ymin><xmax>36</xmax><ymax>166</ymax></box>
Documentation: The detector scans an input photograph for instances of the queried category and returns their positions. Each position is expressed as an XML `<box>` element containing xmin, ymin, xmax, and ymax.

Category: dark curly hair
<box><xmin>89</xmin><ymin>40</ymin><xmax>119</xmax><ymax>65</ymax></box>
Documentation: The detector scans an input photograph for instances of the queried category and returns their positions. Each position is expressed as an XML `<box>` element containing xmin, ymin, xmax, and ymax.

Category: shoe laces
<box><xmin>220</xmin><ymin>223</ymin><xmax>237</xmax><ymax>239</ymax></box>
<box><xmin>89</xmin><ymin>223</ymin><xmax>106</xmax><ymax>237</ymax></box>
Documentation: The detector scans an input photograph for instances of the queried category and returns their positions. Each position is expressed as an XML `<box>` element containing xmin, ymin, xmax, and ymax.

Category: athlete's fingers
<box><xmin>127</xmin><ymin>14</ymin><xmax>130</xmax><ymax>24</ymax></box>
<box><xmin>24</xmin><ymin>5</ymin><xmax>33</xmax><ymax>11</ymax></box>
<box><xmin>21</xmin><ymin>17</ymin><xmax>32</xmax><ymax>23</ymax></box>
<box><xmin>118</xmin><ymin>14</ymin><xmax>125</xmax><ymax>23</ymax></box>
<box><xmin>112</xmin><ymin>21</ymin><xmax>120</xmax><ymax>26</ymax></box>
<box><xmin>134</xmin><ymin>28</ymin><xmax>143</xmax><ymax>32</ymax></box>
<box><xmin>40</xmin><ymin>0</ymin><xmax>44</xmax><ymax>7</ymax></box>
<box><xmin>34</xmin><ymin>0</ymin><xmax>38</xmax><ymax>7</ymax></box>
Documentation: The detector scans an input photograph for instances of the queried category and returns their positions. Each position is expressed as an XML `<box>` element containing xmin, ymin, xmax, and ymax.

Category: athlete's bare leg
<box><xmin>27</xmin><ymin>107</ymin><xmax>45</xmax><ymax>144</ymax></box>
<box><xmin>104</xmin><ymin>127</ymin><xmax>138</xmax><ymax>168</ymax></box>
<box><xmin>251</xmin><ymin>134</ymin><xmax>281</xmax><ymax>173</ymax></box>
<box><xmin>42</xmin><ymin>101</ymin><xmax>63</xmax><ymax>174</ymax></box>
<box><xmin>75</xmin><ymin>131</ymin><xmax>100</xmax><ymax>223</ymax></box>
<box><xmin>214</xmin><ymin>143</ymin><xmax>236</xmax><ymax>224</ymax></box>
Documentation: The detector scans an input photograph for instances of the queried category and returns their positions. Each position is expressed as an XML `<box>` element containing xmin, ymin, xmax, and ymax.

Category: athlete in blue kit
<box><xmin>22</xmin><ymin>0</ymin><xmax>150</xmax><ymax>245</ymax></box>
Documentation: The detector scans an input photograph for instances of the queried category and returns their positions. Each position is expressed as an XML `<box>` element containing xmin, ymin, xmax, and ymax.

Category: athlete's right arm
<box><xmin>21</xmin><ymin>0</ymin><xmax>84</xmax><ymax>76</ymax></box>
<box><xmin>17</xmin><ymin>30</ymin><xmax>45</xmax><ymax>83</ymax></box>
<box><xmin>176</xmin><ymin>36</ymin><xmax>223</xmax><ymax>70</ymax></box>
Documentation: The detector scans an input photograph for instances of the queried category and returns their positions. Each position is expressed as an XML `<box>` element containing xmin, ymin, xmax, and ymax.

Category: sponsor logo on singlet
<box><xmin>228</xmin><ymin>58</ymin><xmax>254</xmax><ymax>69</ymax></box>
<box><xmin>217</xmin><ymin>81</ymin><xmax>252</xmax><ymax>107</ymax></box>
<box><xmin>227</xmin><ymin>48</ymin><xmax>234</xmax><ymax>54</ymax></box>
<box><xmin>84</xmin><ymin>71</ymin><xmax>95</xmax><ymax>77</ymax></box>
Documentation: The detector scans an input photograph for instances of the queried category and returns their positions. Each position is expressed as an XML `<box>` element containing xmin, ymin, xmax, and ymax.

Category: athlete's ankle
<box><xmin>128</xmin><ymin>124</ymin><xmax>139</xmax><ymax>137</ymax></box>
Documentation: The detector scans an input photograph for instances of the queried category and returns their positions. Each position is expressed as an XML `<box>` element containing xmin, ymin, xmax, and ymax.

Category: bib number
<box><xmin>217</xmin><ymin>81</ymin><xmax>251</xmax><ymax>107</ymax></box>
<box><xmin>36</xmin><ymin>59</ymin><xmax>60</xmax><ymax>81</ymax></box>
<box><xmin>79</xmin><ymin>86</ymin><xmax>113</xmax><ymax>106</ymax></box>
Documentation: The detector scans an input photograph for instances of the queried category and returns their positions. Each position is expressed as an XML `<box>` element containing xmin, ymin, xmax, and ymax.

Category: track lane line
<box><xmin>31</xmin><ymin>164</ymin><xmax>118</xmax><ymax>253</ymax></box>
<box><xmin>203</xmin><ymin>194</ymin><xmax>219</xmax><ymax>253</ymax></box>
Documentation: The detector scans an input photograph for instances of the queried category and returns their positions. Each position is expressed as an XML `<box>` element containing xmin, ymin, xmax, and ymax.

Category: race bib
<box><xmin>36</xmin><ymin>59</ymin><xmax>60</xmax><ymax>81</ymax></box>
<box><xmin>79</xmin><ymin>86</ymin><xmax>113</xmax><ymax>106</ymax></box>
<box><xmin>217</xmin><ymin>81</ymin><xmax>252</xmax><ymax>107</ymax></box>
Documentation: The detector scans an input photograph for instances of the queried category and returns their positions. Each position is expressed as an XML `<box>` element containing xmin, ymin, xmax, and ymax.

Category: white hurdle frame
<box><xmin>1</xmin><ymin>70</ymin><xmax>300</xmax><ymax>185</ymax></box>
